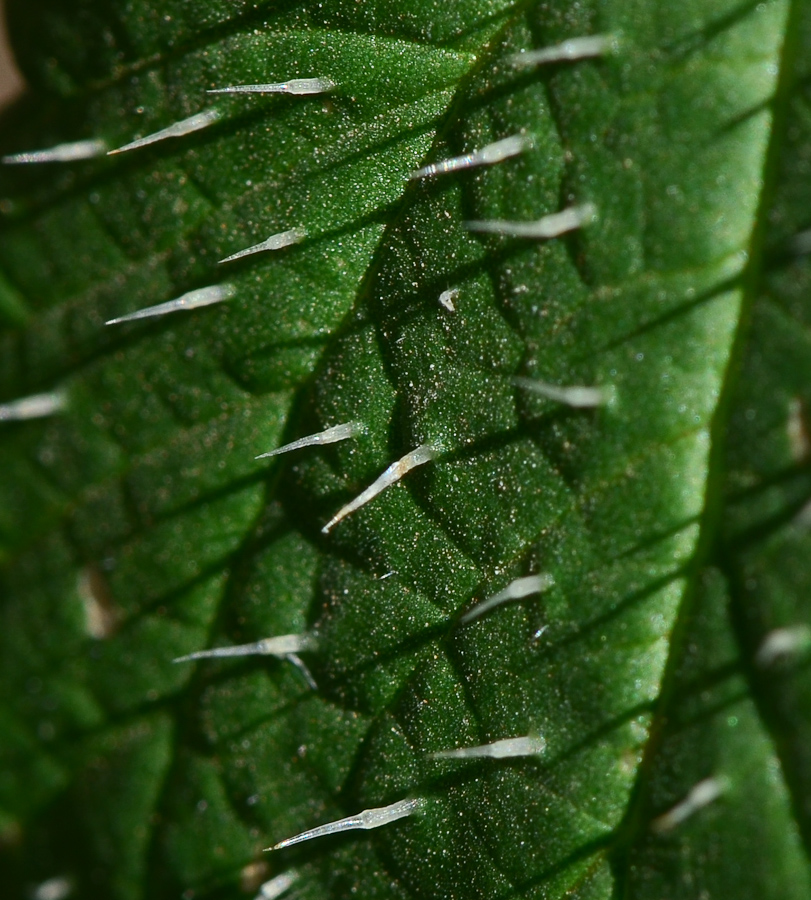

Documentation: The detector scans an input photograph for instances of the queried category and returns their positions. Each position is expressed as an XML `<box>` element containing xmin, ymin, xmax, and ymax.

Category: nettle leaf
<box><xmin>1</xmin><ymin>1</ymin><xmax>810</xmax><ymax>899</ymax></box>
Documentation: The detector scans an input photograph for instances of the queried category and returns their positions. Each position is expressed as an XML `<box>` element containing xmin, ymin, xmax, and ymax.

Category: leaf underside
<box><xmin>1</xmin><ymin>1</ymin><xmax>811</xmax><ymax>899</ymax></box>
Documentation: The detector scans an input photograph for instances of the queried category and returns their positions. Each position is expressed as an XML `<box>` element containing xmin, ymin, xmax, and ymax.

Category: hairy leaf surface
<box><xmin>0</xmin><ymin>1</ymin><xmax>809</xmax><ymax>899</ymax></box>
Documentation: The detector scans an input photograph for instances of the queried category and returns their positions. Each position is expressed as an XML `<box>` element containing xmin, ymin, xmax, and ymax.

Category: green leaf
<box><xmin>0</xmin><ymin>1</ymin><xmax>810</xmax><ymax>899</ymax></box>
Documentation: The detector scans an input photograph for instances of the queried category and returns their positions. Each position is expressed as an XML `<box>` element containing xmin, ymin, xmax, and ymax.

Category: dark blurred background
<box><xmin>0</xmin><ymin>2</ymin><xmax>24</xmax><ymax>109</ymax></box>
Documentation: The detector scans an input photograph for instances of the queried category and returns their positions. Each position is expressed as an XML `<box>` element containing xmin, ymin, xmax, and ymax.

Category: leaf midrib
<box><xmin>609</xmin><ymin>0</ymin><xmax>811</xmax><ymax>888</ymax></box>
